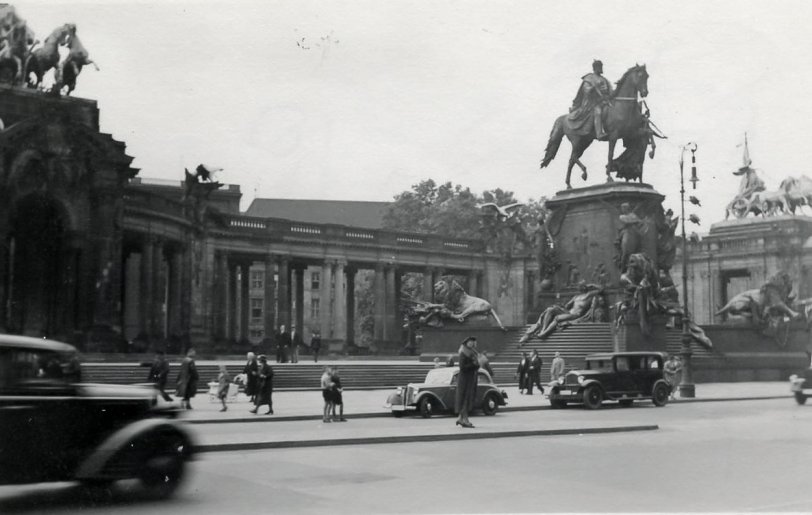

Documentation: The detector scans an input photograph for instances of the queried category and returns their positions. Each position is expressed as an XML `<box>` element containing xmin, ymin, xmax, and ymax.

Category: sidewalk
<box><xmin>175</xmin><ymin>381</ymin><xmax>792</xmax><ymax>425</ymax></box>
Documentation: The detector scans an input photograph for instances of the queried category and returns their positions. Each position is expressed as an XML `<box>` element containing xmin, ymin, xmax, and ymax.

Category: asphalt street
<box><xmin>1</xmin><ymin>397</ymin><xmax>810</xmax><ymax>514</ymax></box>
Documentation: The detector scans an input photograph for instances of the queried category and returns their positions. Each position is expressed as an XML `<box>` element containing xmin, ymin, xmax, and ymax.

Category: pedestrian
<box><xmin>550</xmin><ymin>351</ymin><xmax>566</xmax><ymax>382</ymax></box>
<box><xmin>291</xmin><ymin>325</ymin><xmax>302</xmax><ymax>363</ymax></box>
<box><xmin>243</xmin><ymin>351</ymin><xmax>259</xmax><ymax>403</ymax></box>
<box><xmin>515</xmin><ymin>351</ymin><xmax>529</xmax><ymax>394</ymax></box>
<box><xmin>664</xmin><ymin>354</ymin><xmax>683</xmax><ymax>400</ymax></box>
<box><xmin>249</xmin><ymin>355</ymin><xmax>274</xmax><ymax>415</ymax></box>
<box><xmin>147</xmin><ymin>350</ymin><xmax>172</xmax><ymax>402</ymax></box>
<box><xmin>455</xmin><ymin>336</ymin><xmax>480</xmax><ymax>428</ymax></box>
<box><xmin>176</xmin><ymin>348</ymin><xmax>199</xmax><ymax>410</ymax></box>
<box><xmin>527</xmin><ymin>349</ymin><xmax>544</xmax><ymax>395</ymax></box>
<box><xmin>478</xmin><ymin>351</ymin><xmax>494</xmax><ymax>379</ymax></box>
<box><xmin>216</xmin><ymin>364</ymin><xmax>230</xmax><ymax>412</ymax></box>
<box><xmin>330</xmin><ymin>366</ymin><xmax>347</xmax><ymax>422</ymax></box>
<box><xmin>277</xmin><ymin>325</ymin><xmax>291</xmax><ymax>363</ymax></box>
<box><xmin>311</xmin><ymin>331</ymin><xmax>322</xmax><ymax>363</ymax></box>
<box><xmin>321</xmin><ymin>366</ymin><xmax>335</xmax><ymax>423</ymax></box>
<box><xmin>446</xmin><ymin>354</ymin><xmax>455</xmax><ymax>367</ymax></box>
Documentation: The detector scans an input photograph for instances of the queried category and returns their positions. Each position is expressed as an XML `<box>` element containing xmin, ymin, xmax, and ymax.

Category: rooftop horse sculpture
<box><xmin>24</xmin><ymin>23</ymin><xmax>74</xmax><ymax>89</ymax></box>
<box><xmin>56</xmin><ymin>32</ymin><xmax>98</xmax><ymax>95</ymax></box>
<box><xmin>541</xmin><ymin>64</ymin><xmax>650</xmax><ymax>189</ymax></box>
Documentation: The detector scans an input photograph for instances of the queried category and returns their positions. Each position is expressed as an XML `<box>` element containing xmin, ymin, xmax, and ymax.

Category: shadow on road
<box><xmin>0</xmin><ymin>480</ymin><xmax>184</xmax><ymax>513</ymax></box>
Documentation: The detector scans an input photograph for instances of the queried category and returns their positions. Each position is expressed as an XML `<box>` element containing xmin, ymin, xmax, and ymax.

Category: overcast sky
<box><xmin>12</xmin><ymin>0</ymin><xmax>812</xmax><ymax>228</ymax></box>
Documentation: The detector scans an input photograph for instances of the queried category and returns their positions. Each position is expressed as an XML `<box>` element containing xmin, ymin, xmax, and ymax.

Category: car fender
<box><xmin>75</xmin><ymin>418</ymin><xmax>194</xmax><ymax>480</ymax></box>
<box><xmin>579</xmin><ymin>379</ymin><xmax>604</xmax><ymax>394</ymax></box>
<box><xmin>385</xmin><ymin>391</ymin><xmax>403</xmax><ymax>406</ymax></box>
<box><xmin>415</xmin><ymin>391</ymin><xmax>447</xmax><ymax>410</ymax></box>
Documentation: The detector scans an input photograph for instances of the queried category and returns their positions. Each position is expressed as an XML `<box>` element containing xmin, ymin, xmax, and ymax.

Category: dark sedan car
<box><xmin>385</xmin><ymin>367</ymin><xmax>508</xmax><ymax>417</ymax></box>
<box><xmin>0</xmin><ymin>335</ymin><xmax>195</xmax><ymax>498</ymax></box>
<box><xmin>547</xmin><ymin>351</ymin><xmax>671</xmax><ymax>409</ymax></box>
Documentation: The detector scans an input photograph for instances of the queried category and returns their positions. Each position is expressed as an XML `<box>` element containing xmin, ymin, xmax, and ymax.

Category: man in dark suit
<box><xmin>527</xmin><ymin>349</ymin><xmax>544</xmax><ymax>395</ymax></box>
<box><xmin>515</xmin><ymin>351</ymin><xmax>529</xmax><ymax>395</ymax></box>
<box><xmin>290</xmin><ymin>325</ymin><xmax>302</xmax><ymax>363</ymax></box>
<box><xmin>277</xmin><ymin>325</ymin><xmax>291</xmax><ymax>363</ymax></box>
<box><xmin>310</xmin><ymin>331</ymin><xmax>322</xmax><ymax>362</ymax></box>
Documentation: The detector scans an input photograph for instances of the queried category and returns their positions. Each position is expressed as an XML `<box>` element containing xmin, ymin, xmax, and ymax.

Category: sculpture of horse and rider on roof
<box><xmin>0</xmin><ymin>6</ymin><xmax>98</xmax><ymax>94</ymax></box>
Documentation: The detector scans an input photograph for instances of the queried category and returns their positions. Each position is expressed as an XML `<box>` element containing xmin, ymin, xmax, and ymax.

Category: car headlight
<box><xmin>557</xmin><ymin>377</ymin><xmax>564</xmax><ymax>385</ymax></box>
<box><xmin>577</xmin><ymin>375</ymin><xmax>585</xmax><ymax>385</ymax></box>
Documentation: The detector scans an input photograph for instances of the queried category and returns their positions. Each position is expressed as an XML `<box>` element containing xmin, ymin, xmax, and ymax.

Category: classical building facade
<box><xmin>0</xmin><ymin>88</ymin><xmax>532</xmax><ymax>353</ymax></box>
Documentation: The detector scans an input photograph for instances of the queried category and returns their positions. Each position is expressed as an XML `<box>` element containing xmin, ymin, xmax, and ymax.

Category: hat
<box><xmin>258</xmin><ymin>354</ymin><xmax>267</xmax><ymax>362</ymax></box>
<box><xmin>461</xmin><ymin>336</ymin><xmax>477</xmax><ymax>345</ymax></box>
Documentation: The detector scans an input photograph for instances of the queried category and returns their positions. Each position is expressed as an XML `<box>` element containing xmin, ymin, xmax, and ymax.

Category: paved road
<box><xmin>1</xmin><ymin>398</ymin><xmax>810</xmax><ymax>513</ymax></box>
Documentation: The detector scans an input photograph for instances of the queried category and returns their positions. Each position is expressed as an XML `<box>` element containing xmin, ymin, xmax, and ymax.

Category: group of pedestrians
<box><xmin>515</xmin><ymin>350</ymin><xmax>559</xmax><ymax>394</ymax></box>
<box><xmin>148</xmin><ymin>349</ymin><xmax>199</xmax><ymax>410</ymax></box>
<box><xmin>273</xmin><ymin>325</ymin><xmax>322</xmax><ymax>363</ymax></box>
<box><xmin>320</xmin><ymin>366</ymin><xmax>346</xmax><ymax>422</ymax></box>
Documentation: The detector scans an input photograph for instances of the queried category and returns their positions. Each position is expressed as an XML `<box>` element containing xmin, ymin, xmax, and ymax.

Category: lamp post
<box><xmin>678</xmin><ymin>142</ymin><xmax>698</xmax><ymax>398</ymax></box>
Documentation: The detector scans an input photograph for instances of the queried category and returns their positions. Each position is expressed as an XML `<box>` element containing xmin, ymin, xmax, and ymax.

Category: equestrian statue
<box><xmin>540</xmin><ymin>61</ymin><xmax>657</xmax><ymax>189</ymax></box>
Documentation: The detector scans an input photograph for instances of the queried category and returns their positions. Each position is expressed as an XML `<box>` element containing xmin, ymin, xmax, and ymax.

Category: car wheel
<box><xmin>418</xmin><ymin>397</ymin><xmax>434</xmax><ymax>418</ymax></box>
<box><xmin>582</xmin><ymin>385</ymin><xmax>603</xmax><ymax>409</ymax></box>
<box><xmin>482</xmin><ymin>394</ymin><xmax>499</xmax><ymax>415</ymax></box>
<box><xmin>795</xmin><ymin>392</ymin><xmax>808</xmax><ymax>405</ymax></box>
<box><xmin>652</xmin><ymin>381</ymin><xmax>670</xmax><ymax>407</ymax></box>
<box><xmin>138</xmin><ymin>434</ymin><xmax>187</xmax><ymax>499</ymax></box>
<box><xmin>619</xmin><ymin>399</ymin><xmax>634</xmax><ymax>407</ymax></box>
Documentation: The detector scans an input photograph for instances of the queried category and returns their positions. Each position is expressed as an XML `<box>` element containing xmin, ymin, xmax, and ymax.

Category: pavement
<box><xmin>170</xmin><ymin>381</ymin><xmax>793</xmax><ymax>452</ymax></box>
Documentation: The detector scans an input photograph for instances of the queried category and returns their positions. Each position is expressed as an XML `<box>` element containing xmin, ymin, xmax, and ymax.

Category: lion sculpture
<box><xmin>715</xmin><ymin>271</ymin><xmax>800</xmax><ymax>325</ymax></box>
<box><xmin>433</xmin><ymin>278</ymin><xmax>506</xmax><ymax>331</ymax></box>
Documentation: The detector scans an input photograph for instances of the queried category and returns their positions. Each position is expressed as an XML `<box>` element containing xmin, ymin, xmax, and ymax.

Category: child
<box><xmin>217</xmin><ymin>364</ymin><xmax>231</xmax><ymax>412</ymax></box>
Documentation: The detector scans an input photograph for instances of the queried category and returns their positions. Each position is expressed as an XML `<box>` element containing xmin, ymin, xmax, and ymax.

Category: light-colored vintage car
<box><xmin>789</xmin><ymin>367</ymin><xmax>812</xmax><ymax>405</ymax></box>
<box><xmin>384</xmin><ymin>366</ymin><xmax>508</xmax><ymax>418</ymax></box>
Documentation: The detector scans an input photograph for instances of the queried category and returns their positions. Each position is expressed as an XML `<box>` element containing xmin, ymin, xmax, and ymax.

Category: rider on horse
<box><xmin>569</xmin><ymin>60</ymin><xmax>614</xmax><ymax>140</ymax></box>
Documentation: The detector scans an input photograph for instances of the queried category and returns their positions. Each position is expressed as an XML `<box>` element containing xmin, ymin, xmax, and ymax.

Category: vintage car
<box><xmin>789</xmin><ymin>366</ymin><xmax>812</xmax><ymax>405</ymax></box>
<box><xmin>385</xmin><ymin>366</ymin><xmax>508</xmax><ymax>417</ymax></box>
<box><xmin>547</xmin><ymin>351</ymin><xmax>671</xmax><ymax>409</ymax></box>
<box><xmin>0</xmin><ymin>335</ymin><xmax>195</xmax><ymax>498</ymax></box>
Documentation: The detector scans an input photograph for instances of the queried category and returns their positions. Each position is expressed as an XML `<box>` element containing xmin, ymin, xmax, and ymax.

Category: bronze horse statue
<box><xmin>540</xmin><ymin>64</ymin><xmax>650</xmax><ymax>189</ymax></box>
<box><xmin>24</xmin><ymin>23</ymin><xmax>74</xmax><ymax>89</ymax></box>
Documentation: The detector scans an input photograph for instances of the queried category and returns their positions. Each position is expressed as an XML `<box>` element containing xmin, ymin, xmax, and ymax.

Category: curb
<box><xmin>194</xmin><ymin>424</ymin><xmax>659</xmax><ymax>453</ymax></box>
<box><xmin>185</xmin><ymin>394</ymin><xmax>789</xmax><ymax>425</ymax></box>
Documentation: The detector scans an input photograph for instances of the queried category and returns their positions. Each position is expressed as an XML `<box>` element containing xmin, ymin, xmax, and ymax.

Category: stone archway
<box><xmin>6</xmin><ymin>193</ymin><xmax>75</xmax><ymax>338</ymax></box>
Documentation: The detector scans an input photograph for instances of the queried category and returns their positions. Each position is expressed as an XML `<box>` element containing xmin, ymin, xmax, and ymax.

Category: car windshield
<box><xmin>0</xmin><ymin>348</ymin><xmax>81</xmax><ymax>388</ymax></box>
<box><xmin>585</xmin><ymin>359</ymin><xmax>613</xmax><ymax>372</ymax></box>
<box><xmin>424</xmin><ymin>367</ymin><xmax>456</xmax><ymax>385</ymax></box>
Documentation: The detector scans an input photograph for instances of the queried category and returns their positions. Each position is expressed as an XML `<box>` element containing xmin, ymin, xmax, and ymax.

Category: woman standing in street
<box><xmin>250</xmin><ymin>355</ymin><xmax>274</xmax><ymax>415</ymax></box>
<box><xmin>455</xmin><ymin>336</ymin><xmax>480</xmax><ymax>428</ymax></box>
<box><xmin>176</xmin><ymin>348</ymin><xmax>199</xmax><ymax>410</ymax></box>
<box><xmin>664</xmin><ymin>354</ymin><xmax>683</xmax><ymax>400</ymax></box>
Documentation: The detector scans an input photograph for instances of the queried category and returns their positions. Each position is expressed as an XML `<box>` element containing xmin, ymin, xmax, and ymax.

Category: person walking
<box><xmin>321</xmin><ymin>366</ymin><xmax>335</xmax><ymax>423</ymax></box>
<box><xmin>291</xmin><ymin>325</ymin><xmax>302</xmax><ymax>363</ymax></box>
<box><xmin>310</xmin><ymin>331</ymin><xmax>322</xmax><ymax>363</ymax></box>
<box><xmin>330</xmin><ymin>366</ymin><xmax>347</xmax><ymax>422</ymax></box>
<box><xmin>527</xmin><ymin>349</ymin><xmax>544</xmax><ymax>395</ymax></box>
<box><xmin>176</xmin><ymin>349</ymin><xmax>199</xmax><ymax>410</ymax></box>
<box><xmin>216</xmin><ymin>364</ymin><xmax>231</xmax><ymax>412</ymax></box>
<box><xmin>277</xmin><ymin>325</ymin><xmax>291</xmax><ymax>363</ymax></box>
<box><xmin>455</xmin><ymin>336</ymin><xmax>480</xmax><ymax>428</ymax></box>
<box><xmin>550</xmin><ymin>351</ymin><xmax>566</xmax><ymax>382</ymax></box>
<box><xmin>664</xmin><ymin>354</ymin><xmax>683</xmax><ymax>400</ymax></box>
<box><xmin>147</xmin><ymin>350</ymin><xmax>172</xmax><ymax>402</ymax></box>
<box><xmin>515</xmin><ymin>352</ymin><xmax>529</xmax><ymax>394</ymax></box>
<box><xmin>243</xmin><ymin>352</ymin><xmax>259</xmax><ymax>403</ymax></box>
<box><xmin>249</xmin><ymin>355</ymin><xmax>274</xmax><ymax>414</ymax></box>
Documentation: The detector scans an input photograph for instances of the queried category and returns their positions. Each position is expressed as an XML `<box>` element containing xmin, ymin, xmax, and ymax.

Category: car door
<box><xmin>441</xmin><ymin>370</ymin><xmax>458</xmax><ymax>409</ymax></box>
<box><xmin>611</xmin><ymin>356</ymin><xmax>637</xmax><ymax>397</ymax></box>
<box><xmin>475</xmin><ymin>371</ymin><xmax>492</xmax><ymax>405</ymax></box>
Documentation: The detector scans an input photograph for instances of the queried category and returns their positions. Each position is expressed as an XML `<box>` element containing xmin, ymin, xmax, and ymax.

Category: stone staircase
<box><xmin>494</xmin><ymin>323</ymin><xmax>615</xmax><ymax>383</ymax></box>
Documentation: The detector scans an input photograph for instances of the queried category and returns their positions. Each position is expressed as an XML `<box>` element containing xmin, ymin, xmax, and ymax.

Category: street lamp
<box><xmin>678</xmin><ymin>142</ymin><xmax>698</xmax><ymax>398</ymax></box>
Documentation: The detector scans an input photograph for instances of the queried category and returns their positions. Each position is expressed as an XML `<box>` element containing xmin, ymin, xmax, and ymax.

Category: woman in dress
<box><xmin>455</xmin><ymin>337</ymin><xmax>480</xmax><ymax>428</ymax></box>
<box><xmin>216</xmin><ymin>364</ymin><xmax>230</xmax><ymax>412</ymax></box>
<box><xmin>250</xmin><ymin>355</ymin><xmax>274</xmax><ymax>415</ymax></box>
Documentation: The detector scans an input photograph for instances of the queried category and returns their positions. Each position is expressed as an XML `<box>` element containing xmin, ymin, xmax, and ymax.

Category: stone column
<box><xmin>423</xmin><ymin>267</ymin><xmax>434</xmax><ymax>302</ymax></box>
<box><xmin>469</xmin><ymin>270</ymin><xmax>480</xmax><ymax>298</ymax></box>
<box><xmin>346</xmin><ymin>266</ymin><xmax>357</xmax><ymax>346</ymax></box>
<box><xmin>334</xmin><ymin>261</ymin><xmax>347</xmax><ymax>343</ymax></box>
<box><xmin>228</xmin><ymin>262</ymin><xmax>238</xmax><ymax>340</ymax></box>
<box><xmin>139</xmin><ymin>237</ymin><xmax>154</xmax><ymax>338</ymax></box>
<box><xmin>217</xmin><ymin>252</ymin><xmax>228</xmax><ymax>338</ymax></box>
<box><xmin>240</xmin><ymin>262</ymin><xmax>251</xmax><ymax>342</ymax></box>
<box><xmin>384</xmin><ymin>265</ymin><xmax>397</xmax><ymax>342</ymax></box>
<box><xmin>169</xmin><ymin>249</ymin><xmax>183</xmax><ymax>337</ymax></box>
<box><xmin>0</xmin><ymin>225</ymin><xmax>9</xmax><ymax>332</ymax></box>
<box><xmin>374</xmin><ymin>263</ymin><xmax>385</xmax><ymax>342</ymax></box>
<box><xmin>294</xmin><ymin>266</ymin><xmax>305</xmax><ymax>333</ymax></box>
<box><xmin>151</xmin><ymin>238</ymin><xmax>165</xmax><ymax>339</ymax></box>
<box><xmin>263</xmin><ymin>256</ymin><xmax>276</xmax><ymax>340</ymax></box>
<box><xmin>277</xmin><ymin>256</ymin><xmax>290</xmax><ymax>329</ymax></box>
<box><xmin>320</xmin><ymin>260</ymin><xmax>334</xmax><ymax>338</ymax></box>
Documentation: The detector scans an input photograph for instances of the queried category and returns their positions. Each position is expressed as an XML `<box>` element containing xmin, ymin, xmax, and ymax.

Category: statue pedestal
<box><xmin>544</xmin><ymin>182</ymin><xmax>665</xmax><ymax>290</ymax></box>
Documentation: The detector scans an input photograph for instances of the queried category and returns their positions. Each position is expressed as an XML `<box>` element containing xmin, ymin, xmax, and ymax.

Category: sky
<box><xmin>10</xmin><ymin>0</ymin><xmax>812</xmax><ymax>229</ymax></box>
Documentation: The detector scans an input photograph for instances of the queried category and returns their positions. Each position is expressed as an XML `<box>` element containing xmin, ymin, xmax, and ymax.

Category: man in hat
<box><xmin>569</xmin><ymin>59</ymin><xmax>613</xmax><ymax>140</ymax></box>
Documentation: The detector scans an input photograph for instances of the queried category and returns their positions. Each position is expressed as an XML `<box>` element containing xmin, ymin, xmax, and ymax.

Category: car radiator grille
<box><xmin>565</xmin><ymin>375</ymin><xmax>579</xmax><ymax>386</ymax></box>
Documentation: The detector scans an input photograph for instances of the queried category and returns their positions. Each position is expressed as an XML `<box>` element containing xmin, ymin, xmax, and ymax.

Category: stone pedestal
<box><xmin>544</xmin><ymin>183</ymin><xmax>666</xmax><ymax>291</ymax></box>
